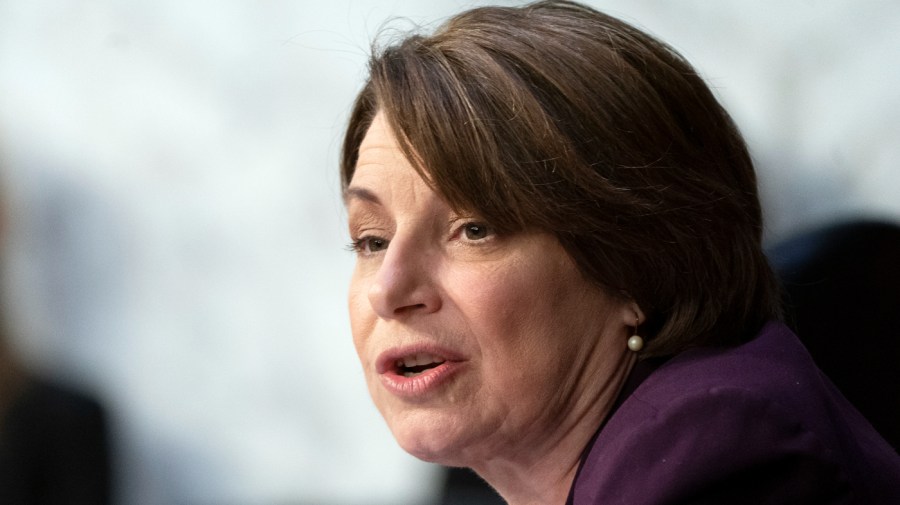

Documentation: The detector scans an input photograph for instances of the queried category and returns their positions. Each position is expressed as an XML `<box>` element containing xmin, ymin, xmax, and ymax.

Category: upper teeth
<box><xmin>397</xmin><ymin>353</ymin><xmax>445</xmax><ymax>368</ymax></box>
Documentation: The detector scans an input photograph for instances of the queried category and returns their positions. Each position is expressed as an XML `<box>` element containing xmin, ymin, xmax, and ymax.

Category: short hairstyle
<box><xmin>341</xmin><ymin>0</ymin><xmax>782</xmax><ymax>358</ymax></box>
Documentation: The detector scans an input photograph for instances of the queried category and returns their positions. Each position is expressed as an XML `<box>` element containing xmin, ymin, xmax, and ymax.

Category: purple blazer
<box><xmin>567</xmin><ymin>322</ymin><xmax>900</xmax><ymax>504</ymax></box>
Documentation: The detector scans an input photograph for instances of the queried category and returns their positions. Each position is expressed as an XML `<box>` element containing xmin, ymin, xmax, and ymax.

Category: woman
<box><xmin>340</xmin><ymin>1</ymin><xmax>900</xmax><ymax>503</ymax></box>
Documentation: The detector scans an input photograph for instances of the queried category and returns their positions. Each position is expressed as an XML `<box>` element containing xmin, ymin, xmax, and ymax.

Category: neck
<box><xmin>471</xmin><ymin>353</ymin><xmax>637</xmax><ymax>505</ymax></box>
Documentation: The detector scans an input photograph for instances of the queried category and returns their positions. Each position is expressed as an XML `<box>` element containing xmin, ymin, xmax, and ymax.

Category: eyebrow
<box><xmin>343</xmin><ymin>186</ymin><xmax>381</xmax><ymax>205</ymax></box>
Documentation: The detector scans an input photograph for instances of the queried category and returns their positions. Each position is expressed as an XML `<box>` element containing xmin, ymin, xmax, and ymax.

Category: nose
<box><xmin>368</xmin><ymin>236</ymin><xmax>441</xmax><ymax>319</ymax></box>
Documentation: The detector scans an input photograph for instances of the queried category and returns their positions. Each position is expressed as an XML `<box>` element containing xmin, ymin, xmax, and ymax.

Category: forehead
<box><xmin>359</xmin><ymin>111</ymin><xmax>391</xmax><ymax>147</ymax></box>
<box><xmin>351</xmin><ymin>113</ymin><xmax>409</xmax><ymax>190</ymax></box>
<box><xmin>354</xmin><ymin>113</ymin><xmax>405</xmax><ymax>171</ymax></box>
<box><xmin>346</xmin><ymin>112</ymin><xmax>437</xmax><ymax>209</ymax></box>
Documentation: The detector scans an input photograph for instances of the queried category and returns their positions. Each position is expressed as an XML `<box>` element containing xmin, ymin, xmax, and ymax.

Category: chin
<box><xmin>385</xmin><ymin>408</ymin><xmax>473</xmax><ymax>465</ymax></box>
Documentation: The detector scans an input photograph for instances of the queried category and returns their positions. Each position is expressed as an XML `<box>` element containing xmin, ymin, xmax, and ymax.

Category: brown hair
<box><xmin>341</xmin><ymin>0</ymin><xmax>781</xmax><ymax>358</ymax></box>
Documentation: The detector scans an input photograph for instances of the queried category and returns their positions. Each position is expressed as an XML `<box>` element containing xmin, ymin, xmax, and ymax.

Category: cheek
<box><xmin>448</xmin><ymin>263</ymin><xmax>550</xmax><ymax>342</ymax></box>
<box><xmin>347</xmin><ymin>275</ymin><xmax>374</xmax><ymax>361</ymax></box>
<box><xmin>449</xmin><ymin>256</ymin><xmax>601</xmax><ymax>360</ymax></box>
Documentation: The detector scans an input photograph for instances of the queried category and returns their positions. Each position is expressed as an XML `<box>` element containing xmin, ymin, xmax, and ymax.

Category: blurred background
<box><xmin>0</xmin><ymin>0</ymin><xmax>897</xmax><ymax>504</ymax></box>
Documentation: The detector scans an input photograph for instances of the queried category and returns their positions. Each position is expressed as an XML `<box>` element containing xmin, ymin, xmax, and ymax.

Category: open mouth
<box><xmin>377</xmin><ymin>347</ymin><xmax>463</xmax><ymax>397</ymax></box>
<box><xmin>395</xmin><ymin>353</ymin><xmax>447</xmax><ymax>378</ymax></box>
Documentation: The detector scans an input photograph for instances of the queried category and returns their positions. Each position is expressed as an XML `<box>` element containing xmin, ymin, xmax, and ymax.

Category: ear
<box><xmin>623</xmin><ymin>301</ymin><xmax>645</xmax><ymax>329</ymax></box>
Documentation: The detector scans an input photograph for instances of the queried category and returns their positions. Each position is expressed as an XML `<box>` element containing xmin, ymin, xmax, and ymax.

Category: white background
<box><xmin>0</xmin><ymin>1</ymin><xmax>897</xmax><ymax>504</ymax></box>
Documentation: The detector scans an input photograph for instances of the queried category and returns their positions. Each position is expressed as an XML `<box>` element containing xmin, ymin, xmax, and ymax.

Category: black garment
<box><xmin>0</xmin><ymin>378</ymin><xmax>111</xmax><ymax>505</ymax></box>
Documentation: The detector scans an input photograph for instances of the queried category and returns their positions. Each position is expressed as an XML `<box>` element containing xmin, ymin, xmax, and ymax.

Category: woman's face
<box><xmin>346</xmin><ymin>113</ymin><xmax>634</xmax><ymax>466</ymax></box>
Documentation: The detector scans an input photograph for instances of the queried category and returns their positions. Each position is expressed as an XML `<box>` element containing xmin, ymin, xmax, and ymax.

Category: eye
<box><xmin>461</xmin><ymin>222</ymin><xmax>492</xmax><ymax>241</ymax></box>
<box><xmin>348</xmin><ymin>236</ymin><xmax>389</xmax><ymax>255</ymax></box>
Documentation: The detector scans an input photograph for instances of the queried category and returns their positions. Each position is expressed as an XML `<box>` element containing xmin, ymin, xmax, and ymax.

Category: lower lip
<box><xmin>379</xmin><ymin>361</ymin><xmax>465</xmax><ymax>400</ymax></box>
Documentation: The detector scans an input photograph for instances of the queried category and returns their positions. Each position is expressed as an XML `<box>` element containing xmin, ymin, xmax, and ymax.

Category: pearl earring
<box><xmin>628</xmin><ymin>316</ymin><xmax>644</xmax><ymax>352</ymax></box>
<box><xmin>627</xmin><ymin>334</ymin><xmax>644</xmax><ymax>352</ymax></box>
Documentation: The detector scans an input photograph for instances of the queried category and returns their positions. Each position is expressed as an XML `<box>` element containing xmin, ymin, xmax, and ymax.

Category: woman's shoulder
<box><xmin>641</xmin><ymin>322</ymin><xmax>824</xmax><ymax>400</ymax></box>
<box><xmin>570</xmin><ymin>322</ymin><xmax>900</xmax><ymax>505</ymax></box>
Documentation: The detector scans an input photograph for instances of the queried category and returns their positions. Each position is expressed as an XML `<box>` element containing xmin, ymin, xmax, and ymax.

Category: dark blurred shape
<box><xmin>439</xmin><ymin>466</ymin><xmax>503</xmax><ymax>505</ymax></box>
<box><xmin>767</xmin><ymin>219</ymin><xmax>900</xmax><ymax>452</ymax></box>
<box><xmin>0</xmin><ymin>374</ymin><xmax>111</xmax><ymax>505</ymax></box>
